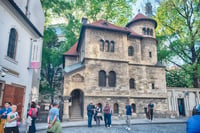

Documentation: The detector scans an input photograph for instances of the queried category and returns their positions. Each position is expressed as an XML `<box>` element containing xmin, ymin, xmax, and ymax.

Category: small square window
<box><xmin>149</xmin><ymin>52</ymin><xmax>152</xmax><ymax>58</ymax></box>
<box><xmin>152</xmin><ymin>83</ymin><xmax>155</xmax><ymax>89</ymax></box>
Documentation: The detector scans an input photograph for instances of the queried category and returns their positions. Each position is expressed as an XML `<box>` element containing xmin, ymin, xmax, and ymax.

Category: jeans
<box><xmin>150</xmin><ymin>109</ymin><xmax>153</xmax><ymax>120</ymax></box>
<box><xmin>126</xmin><ymin>115</ymin><xmax>131</xmax><ymax>128</ymax></box>
<box><xmin>108</xmin><ymin>114</ymin><xmax>111</xmax><ymax>126</ymax></box>
<box><xmin>4</xmin><ymin>126</ymin><xmax>19</xmax><ymax>133</ymax></box>
<box><xmin>29</xmin><ymin>117</ymin><xmax>36</xmax><ymax>133</ymax></box>
<box><xmin>104</xmin><ymin>114</ymin><xmax>110</xmax><ymax>127</ymax></box>
<box><xmin>88</xmin><ymin>115</ymin><xmax>93</xmax><ymax>127</ymax></box>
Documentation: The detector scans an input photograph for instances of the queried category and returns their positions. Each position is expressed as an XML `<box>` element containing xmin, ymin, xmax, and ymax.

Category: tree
<box><xmin>166</xmin><ymin>67</ymin><xmax>193</xmax><ymax>87</ymax></box>
<box><xmin>155</xmin><ymin>0</ymin><xmax>200</xmax><ymax>87</ymax></box>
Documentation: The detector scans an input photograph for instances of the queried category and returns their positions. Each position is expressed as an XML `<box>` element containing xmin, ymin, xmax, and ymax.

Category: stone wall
<box><xmin>128</xmin><ymin>20</ymin><xmax>155</xmax><ymax>38</ymax></box>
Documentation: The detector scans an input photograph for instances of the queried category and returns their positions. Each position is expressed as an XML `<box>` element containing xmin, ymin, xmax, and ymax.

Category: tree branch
<box><xmin>171</xmin><ymin>0</ymin><xmax>187</xmax><ymax>19</ymax></box>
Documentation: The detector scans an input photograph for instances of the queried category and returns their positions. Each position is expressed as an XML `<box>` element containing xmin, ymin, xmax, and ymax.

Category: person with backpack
<box><xmin>47</xmin><ymin>101</ymin><xmax>62</xmax><ymax>133</ymax></box>
<box><xmin>28</xmin><ymin>102</ymin><xmax>37</xmax><ymax>133</ymax></box>
<box><xmin>125</xmin><ymin>101</ymin><xmax>132</xmax><ymax>131</ymax></box>
<box><xmin>4</xmin><ymin>105</ymin><xmax>20</xmax><ymax>133</ymax></box>
<box><xmin>187</xmin><ymin>104</ymin><xmax>200</xmax><ymax>133</ymax></box>
<box><xmin>0</xmin><ymin>102</ymin><xmax>12</xmax><ymax>133</ymax></box>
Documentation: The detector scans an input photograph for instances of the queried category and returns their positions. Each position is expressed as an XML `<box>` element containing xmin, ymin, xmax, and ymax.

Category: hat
<box><xmin>196</xmin><ymin>105</ymin><xmax>200</xmax><ymax>113</ymax></box>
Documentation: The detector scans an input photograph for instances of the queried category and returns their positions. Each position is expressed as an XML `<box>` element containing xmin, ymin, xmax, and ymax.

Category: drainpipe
<box><xmin>25</xmin><ymin>0</ymin><xmax>30</xmax><ymax>17</ymax></box>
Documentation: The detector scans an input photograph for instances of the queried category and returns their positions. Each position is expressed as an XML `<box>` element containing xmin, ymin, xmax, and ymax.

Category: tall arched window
<box><xmin>99</xmin><ymin>70</ymin><xmax>106</xmax><ymax>87</ymax></box>
<box><xmin>128</xmin><ymin>46</ymin><xmax>134</xmax><ymax>56</ymax></box>
<box><xmin>110</xmin><ymin>41</ymin><xmax>115</xmax><ymax>52</ymax></box>
<box><xmin>113</xmin><ymin>103</ymin><xmax>119</xmax><ymax>114</ymax></box>
<box><xmin>147</xmin><ymin>28</ymin><xmax>150</xmax><ymax>35</ymax></box>
<box><xmin>105</xmin><ymin>40</ymin><xmax>110</xmax><ymax>52</ymax></box>
<box><xmin>131</xmin><ymin>103</ymin><xmax>136</xmax><ymax>113</ymax></box>
<box><xmin>100</xmin><ymin>39</ymin><xmax>104</xmax><ymax>51</ymax></box>
<box><xmin>129</xmin><ymin>78</ymin><xmax>135</xmax><ymax>89</ymax></box>
<box><xmin>142</xmin><ymin>27</ymin><xmax>146</xmax><ymax>35</ymax></box>
<box><xmin>108</xmin><ymin>71</ymin><xmax>116</xmax><ymax>87</ymax></box>
<box><xmin>7</xmin><ymin>28</ymin><xmax>18</xmax><ymax>59</ymax></box>
<box><xmin>150</xmin><ymin>29</ymin><xmax>153</xmax><ymax>36</ymax></box>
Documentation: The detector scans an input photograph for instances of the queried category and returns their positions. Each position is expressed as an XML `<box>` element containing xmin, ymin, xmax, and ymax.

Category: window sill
<box><xmin>4</xmin><ymin>56</ymin><xmax>18</xmax><ymax>65</ymax></box>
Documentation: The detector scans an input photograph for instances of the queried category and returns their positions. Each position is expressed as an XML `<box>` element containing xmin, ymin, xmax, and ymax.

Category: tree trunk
<box><xmin>193</xmin><ymin>66</ymin><xmax>199</xmax><ymax>88</ymax></box>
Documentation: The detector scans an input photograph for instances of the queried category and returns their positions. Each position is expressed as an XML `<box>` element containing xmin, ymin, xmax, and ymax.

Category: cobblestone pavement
<box><xmin>37</xmin><ymin>123</ymin><xmax>186</xmax><ymax>133</ymax></box>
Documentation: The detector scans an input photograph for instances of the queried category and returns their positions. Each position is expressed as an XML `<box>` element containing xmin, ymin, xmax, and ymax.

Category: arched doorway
<box><xmin>70</xmin><ymin>89</ymin><xmax>84</xmax><ymax>120</ymax></box>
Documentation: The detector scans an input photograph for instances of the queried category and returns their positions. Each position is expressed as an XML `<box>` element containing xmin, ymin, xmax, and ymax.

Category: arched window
<box><xmin>147</xmin><ymin>28</ymin><xmax>150</xmax><ymax>35</ymax></box>
<box><xmin>131</xmin><ymin>103</ymin><xmax>136</xmax><ymax>113</ymax></box>
<box><xmin>128</xmin><ymin>46</ymin><xmax>134</xmax><ymax>56</ymax></box>
<box><xmin>129</xmin><ymin>78</ymin><xmax>135</xmax><ymax>89</ymax></box>
<box><xmin>105</xmin><ymin>40</ymin><xmax>110</xmax><ymax>52</ymax></box>
<box><xmin>108</xmin><ymin>71</ymin><xmax>116</xmax><ymax>87</ymax></box>
<box><xmin>99</xmin><ymin>70</ymin><xmax>106</xmax><ymax>87</ymax></box>
<box><xmin>142</xmin><ymin>28</ymin><xmax>146</xmax><ymax>35</ymax></box>
<box><xmin>7</xmin><ymin>28</ymin><xmax>18</xmax><ymax>59</ymax></box>
<box><xmin>100</xmin><ymin>39</ymin><xmax>104</xmax><ymax>51</ymax></box>
<box><xmin>113</xmin><ymin>103</ymin><xmax>119</xmax><ymax>114</ymax></box>
<box><xmin>150</xmin><ymin>29</ymin><xmax>153</xmax><ymax>36</ymax></box>
<box><xmin>110</xmin><ymin>41</ymin><xmax>115</xmax><ymax>52</ymax></box>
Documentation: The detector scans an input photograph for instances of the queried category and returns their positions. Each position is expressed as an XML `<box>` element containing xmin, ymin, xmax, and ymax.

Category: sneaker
<box><xmin>108</xmin><ymin>126</ymin><xmax>110</xmax><ymax>128</ymax></box>
<box><xmin>127</xmin><ymin>128</ymin><xmax>131</xmax><ymax>131</ymax></box>
<box><xmin>110</xmin><ymin>125</ymin><xmax>112</xmax><ymax>127</ymax></box>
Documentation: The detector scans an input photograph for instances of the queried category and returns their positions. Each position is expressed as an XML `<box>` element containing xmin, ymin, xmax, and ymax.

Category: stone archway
<box><xmin>70</xmin><ymin>89</ymin><xmax>84</xmax><ymax>120</ymax></box>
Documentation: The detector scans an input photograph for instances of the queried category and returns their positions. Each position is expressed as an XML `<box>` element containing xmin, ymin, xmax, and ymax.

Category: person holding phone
<box><xmin>4</xmin><ymin>105</ymin><xmax>19</xmax><ymax>133</ymax></box>
<box><xmin>0</xmin><ymin>102</ymin><xmax>12</xmax><ymax>133</ymax></box>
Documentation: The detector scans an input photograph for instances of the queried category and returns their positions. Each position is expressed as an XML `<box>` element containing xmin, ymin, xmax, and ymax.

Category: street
<box><xmin>37</xmin><ymin>123</ymin><xmax>186</xmax><ymax>133</ymax></box>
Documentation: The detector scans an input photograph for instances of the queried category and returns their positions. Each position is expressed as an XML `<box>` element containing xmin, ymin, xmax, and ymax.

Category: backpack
<box><xmin>31</xmin><ymin>108</ymin><xmax>37</xmax><ymax>118</ymax></box>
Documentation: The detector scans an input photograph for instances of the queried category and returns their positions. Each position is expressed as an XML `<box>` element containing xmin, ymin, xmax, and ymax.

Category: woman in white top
<box><xmin>4</xmin><ymin>105</ymin><xmax>20</xmax><ymax>133</ymax></box>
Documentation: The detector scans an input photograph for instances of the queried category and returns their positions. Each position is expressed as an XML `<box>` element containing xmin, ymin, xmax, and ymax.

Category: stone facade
<box><xmin>63</xmin><ymin>13</ymin><xmax>168</xmax><ymax>120</ymax></box>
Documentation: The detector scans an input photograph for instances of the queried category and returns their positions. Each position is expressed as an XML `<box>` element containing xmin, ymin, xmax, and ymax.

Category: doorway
<box><xmin>177</xmin><ymin>98</ymin><xmax>185</xmax><ymax>116</ymax></box>
<box><xmin>70</xmin><ymin>89</ymin><xmax>84</xmax><ymax>119</ymax></box>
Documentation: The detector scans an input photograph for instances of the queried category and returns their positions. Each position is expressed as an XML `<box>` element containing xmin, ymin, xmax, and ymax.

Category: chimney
<box><xmin>82</xmin><ymin>17</ymin><xmax>88</xmax><ymax>25</ymax></box>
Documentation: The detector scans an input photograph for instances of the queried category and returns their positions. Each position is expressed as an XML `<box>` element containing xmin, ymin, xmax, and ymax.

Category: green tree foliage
<box><xmin>155</xmin><ymin>0</ymin><xmax>200</xmax><ymax>87</ymax></box>
<box><xmin>166</xmin><ymin>67</ymin><xmax>193</xmax><ymax>87</ymax></box>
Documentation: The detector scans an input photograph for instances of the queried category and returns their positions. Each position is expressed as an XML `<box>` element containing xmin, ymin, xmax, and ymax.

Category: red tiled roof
<box><xmin>86</xmin><ymin>20</ymin><xmax>129</xmax><ymax>33</ymax></box>
<box><xmin>132</xmin><ymin>13</ymin><xmax>149</xmax><ymax>21</ymax></box>
<box><xmin>126</xmin><ymin>13</ymin><xmax>157</xmax><ymax>28</ymax></box>
<box><xmin>63</xmin><ymin>42</ymin><xmax>78</xmax><ymax>56</ymax></box>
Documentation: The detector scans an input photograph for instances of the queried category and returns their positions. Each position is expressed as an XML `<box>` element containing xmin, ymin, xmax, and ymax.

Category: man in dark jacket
<box><xmin>87</xmin><ymin>101</ymin><xmax>94</xmax><ymax>127</ymax></box>
<box><xmin>148</xmin><ymin>101</ymin><xmax>154</xmax><ymax>121</ymax></box>
<box><xmin>187</xmin><ymin>104</ymin><xmax>200</xmax><ymax>133</ymax></box>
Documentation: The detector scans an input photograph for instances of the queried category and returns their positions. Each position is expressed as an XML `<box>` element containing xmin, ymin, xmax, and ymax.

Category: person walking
<box><xmin>4</xmin><ymin>105</ymin><xmax>20</xmax><ymax>133</ymax></box>
<box><xmin>28</xmin><ymin>102</ymin><xmax>38</xmax><ymax>133</ymax></box>
<box><xmin>125</xmin><ymin>101</ymin><xmax>132</xmax><ymax>131</ymax></box>
<box><xmin>103</xmin><ymin>102</ymin><xmax>111</xmax><ymax>128</ymax></box>
<box><xmin>148</xmin><ymin>101</ymin><xmax>154</xmax><ymax>121</ymax></box>
<box><xmin>187</xmin><ymin>105</ymin><xmax>200</xmax><ymax>133</ymax></box>
<box><xmin>0</xmin><ymin>102</ymin><xmax>12</xmax><ymax>133</ymax></box>
<box><xmin>87</xmin><ymin>102</ymin><xmax>94</xmax><ymax>128</ymax></box>
<box><xmin>47</xmin><ymin>102</ymin><xmax>62</xmax><ymax>133</ymax></box>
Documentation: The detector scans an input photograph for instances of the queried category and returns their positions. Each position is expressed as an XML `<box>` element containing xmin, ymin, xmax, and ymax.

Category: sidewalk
<box><xmin>32</xmin><ymin>118</ymin><xmax>187</xmax><ymax>131</ymax></box>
